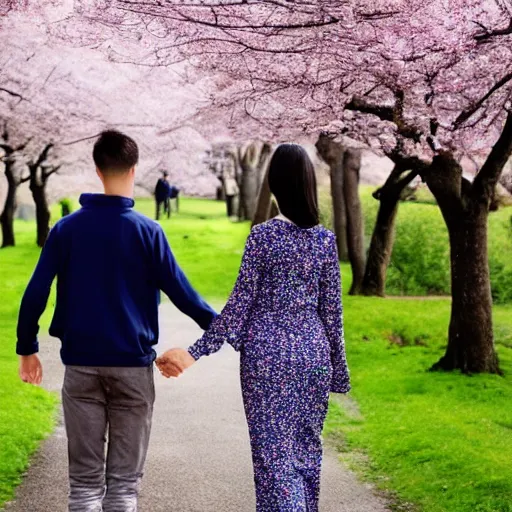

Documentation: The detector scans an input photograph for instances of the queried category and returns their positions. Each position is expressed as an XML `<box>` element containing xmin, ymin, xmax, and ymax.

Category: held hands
<box><xmin>19</xmin><ymin>354</ymin><xmax>43</xmax><ymax>385</ymax></box>
<box><xmin>156</xmin><ymin>348</ymin><xmax>195</xmax><ymax>379</ymax></box>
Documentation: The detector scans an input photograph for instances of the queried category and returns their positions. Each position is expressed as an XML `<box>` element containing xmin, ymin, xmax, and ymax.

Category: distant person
<box><xmin>169</xmin><ymin>184</ymin><xmax>180</xmax><ymax>213</ymax></box>
<box><xmin>157</xmin><ymin>143</ymin><xmax>350</xmax><ymax>512</ymax></box>
<box><xmin>154</xmin><ymin>171</ymin><xmax>171</xmax><ymax>220</ymax></box>
<box><xmin>16</xmin><ymin>130</ymin><xmax>217</xmax><ymax>512</ymax></box>
<box><xmin>222</xmin><ymin>153</ymin><xmax>239</xmax><ymax>218</ymax></box>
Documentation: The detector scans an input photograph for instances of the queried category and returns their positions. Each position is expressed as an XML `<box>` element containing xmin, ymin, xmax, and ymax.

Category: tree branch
<box><xmin>424</xmin><ymin>151</ymin><xmax>464</xmax><ymax>222</ymax></box>
<box><xmin>454</xmin><ymin>71</ymin><xmax>512</xmax><ymax>128</ymax></box>
<box><xmin>32</xmin><ymin>143</ymin><xmax>54</xmax><ymax>170</ymax></box>
<box><xmin>43</xmin><ymin>164</ymin><xmax>61</xmax><ymax>179</ymax></box>
<box><xmin>475</xmin><ymin>18</ymin><xmax>512</xmax><ymax>42</ymax></box>
<box><xmin>0</xmin><ymin>87</ymin><xmax>26</xmax><ymax>102</ymax></box>
<box><xmin>471</xmin><ymin>111</ymin><xmax>512</xmax><ymax>202</ymax></box>
<box><xmin>346</xmin><ymin>91</ymin><xmax>423</xmax><ymax>143</ymax></box>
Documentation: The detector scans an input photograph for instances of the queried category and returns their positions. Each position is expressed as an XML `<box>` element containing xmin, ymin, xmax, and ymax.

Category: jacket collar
<box><xmin>79</xmin><ymin>193</ymin><xmax>135</xmax><ymax>210</ymax></box>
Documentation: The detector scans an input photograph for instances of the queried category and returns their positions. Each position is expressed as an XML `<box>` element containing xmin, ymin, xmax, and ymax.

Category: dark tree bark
<box><xmin>315</xmin><ymin>133</ymin><xmax>348</xmax><ymax>261</ymax></box>
<box><xmin>331</xmin><ymin>157</ymin><xmax>349</xmax><ymax>261</ymax></box>
<box><xmin>361</xmin><ymin>163</ymin><xmax>419</xmax><ymax>296</ymax></box>
<box><xmin>216</xmin><ymin>184</ymin><xmax>225</xmax><ymax>201</ymax></box>
<box><xmin>31</xmin><ymin>182</ymin><xmax>51</xmax><ymax>247</ymax></box>
<box><xmin>436</xmin><ymin>207</ymin><xmax>499</xmax><ymax>372</ymax></box>
<box><xmin>343</xmin><ymin>149</ymin><xmax>366</xmax><ymax>294</ymax></box>
<box><xmin>345</xmin><ymin>90</ymin><xmax>512</xmax><ymax>374</ymax></box>
<box><xmin>251</xmin><ymin>143</ymin><xmax>274</xmax><ymax>227</ymax></box>
<box><xmin>0</xmin><ymin>125</ymin><xmax>30</xmax><ymax>248</ymax></box>
<box><xmin>27</xmin><ymin>143</ymin><xmax>57</xmax><ymax>247</ymax></box>
<box><xmin>257</xmin><ymin>142</ymin><xmax>272</xmax><ymax>185</ymax></box>
<box><xmin>1</xmin><ymin>157</ymin><xmax>17</xmax><ymax>248</ymax></box>
<box><xmin>252</xmin><ymin>167</ymin><xmax>272</xmax><ymax>227</ymax></box>
<box><xmin>235</xmin><ymin>147</ymin><xmax>246</xmax><ymax>220</ymax></box>
<box><xmin>425</xmin><ymin>113</ymin><xmax>512</xmax><ymax>374</ymax></box>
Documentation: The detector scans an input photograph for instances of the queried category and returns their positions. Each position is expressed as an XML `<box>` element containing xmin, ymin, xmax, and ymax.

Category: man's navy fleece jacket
<box><xmin>16</xmin><ymin>194</ymin><xmax>217</xmax><ymax>366</ymax></box>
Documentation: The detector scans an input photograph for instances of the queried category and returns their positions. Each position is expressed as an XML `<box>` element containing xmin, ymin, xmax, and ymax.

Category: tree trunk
<box><xmin>426</xmin><ymin>152</ymin><xmax>500</xmax><ymax>374</ymax></box>
<box><xmin>31</xmin><ymin>180</ymin><xmax>51</xmax><ymax>247</ymax></box>
<box><xmin>239</xmin><ymin>143</ymin><xmax>260</xmax><ymax>222</ymax></box>
<box><xmin>360</xmin><ymin>190</ymin><xmax>399</xmax><ymax>296</ymax></box>
<box><xmin>343</xmin><ymin>149</ymin><xmax>365</xmax><ymax>294</ymax></box>
<box><xmin>361</xmin><ymin>165</ymin><xmax>418</xmax><ymax>297</ymax></box>
<box><xmin>252</xmin><ymin>167</ymin><xmax>272</xmax><ymax>227</ymax></box>
<box><xmin>330</xmin><ymin>156</ymin><xmax>349</xmax><ymax>261</ymax></box>
<box><xmin>315</xmin><ymin>133</ymin><xmax>348</xmax><ymax>261</ymax></box>
<box><xmin>0</xmin><ymin>160</ymin><xmax>17</xmax><ymax>248</ymax></box>
<box><xmin>432</xmin><ymin>210</ymin><xmax>499</xmax><ymax>373</ymax></box>
<box><xmin>257</xmin><ymin>142</ymin><xmax>272</xmax><ymax>187</ymax></box>
<box><xmin>216</xmin><ymin>185</ymin><xmax>225</xmax><ymax>201</ymax></box>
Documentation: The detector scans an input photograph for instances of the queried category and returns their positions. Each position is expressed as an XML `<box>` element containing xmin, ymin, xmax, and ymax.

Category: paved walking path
<box><xmin>6</xmin><ymin>303</ymin><xmax>388</xmax><ymax>511</ymax></box>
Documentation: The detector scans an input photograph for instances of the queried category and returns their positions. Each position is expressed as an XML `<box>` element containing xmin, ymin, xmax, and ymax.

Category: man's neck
<box><xmin>103</xmin><ymin>183</ymin><xmax>134</xmax><ymax>199</ymax></box>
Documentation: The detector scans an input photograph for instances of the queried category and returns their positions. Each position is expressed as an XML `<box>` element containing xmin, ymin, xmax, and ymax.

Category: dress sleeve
<box><xmin>188</xmin><ymin>228</ymin><xmax>262</xmax><ymax>360</ymax></box>
<box><xmin>318</xmin><ymin>233</ymin><xmax>351</xmax><ymax>393</ymax></box>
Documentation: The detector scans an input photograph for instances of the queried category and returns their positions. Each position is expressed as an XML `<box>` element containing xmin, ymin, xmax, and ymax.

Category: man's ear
<box><xmin>129</xmin><ymin>166</ymin><xmax>136</xmax><ymax>177</ymax></box>
<box><xmin>96</xmin><ymin>168</ymin><xmax>105</xmax><ymax>184</ymax></box>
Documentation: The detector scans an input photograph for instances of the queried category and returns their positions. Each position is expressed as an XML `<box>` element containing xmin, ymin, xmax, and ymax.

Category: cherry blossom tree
<box><xmin>5</xmin><ymin>1</ymin><xmax>512</xmax><ymax>372</ymax></box>
<box><xmin>0</xmin><ymin>8</ymin><xmax>224</xmax><ymax>246</ymax></box>
<box><xmin>56</xmin><ymin>0</ymin><xmax>512</xmax><ymax>374</ymax></box>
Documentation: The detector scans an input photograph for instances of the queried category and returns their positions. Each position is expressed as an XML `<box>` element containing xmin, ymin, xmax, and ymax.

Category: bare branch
<box><xmin>454</xmin><ymin>72</ymin><xmax>512</xmax><ymax>128</ymax></box>
<box><xmin>475</xmin><ymin>17</ymin><xmax>512</xmax><ymax>42</ymax></box>
<box><xmin>0</xmin><ymin>87</ymin><xmax>26</xmax><ymax>102</ymax></box>
<box><xmin>472</xmin><ymin>111</ymin><xmax>512</xmax><ymax>202</ymax></box>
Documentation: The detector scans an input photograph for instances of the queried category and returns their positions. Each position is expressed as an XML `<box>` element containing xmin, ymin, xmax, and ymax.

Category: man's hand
<box><xmin>19</xmin><ymin>354</ymin><xmax>43</xmax><ymax>385</ymax></box>
<box><xmin>156</xmin><ymin>348</ymin><xmax>196</xmax><ymax>378</ymax></box>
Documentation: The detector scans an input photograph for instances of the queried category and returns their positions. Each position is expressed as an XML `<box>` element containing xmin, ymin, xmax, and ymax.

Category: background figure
<box><xmin>155</xmin><ymin>171</ymin><xmax>171</xmax><ymax>220</ymax></box>
<box><xmin>222</xmin><ymin>153</ymin><xmax>239</xmax><ymax>218</ymax></box>
<box><xmin>169</xmin><ymin>184</ymin><xmax>180</xmax><ymax>213</ymax></box>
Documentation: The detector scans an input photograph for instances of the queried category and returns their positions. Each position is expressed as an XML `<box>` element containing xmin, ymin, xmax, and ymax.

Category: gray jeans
<box><xmin>62</xmin><ymin>365</ymin><xmax>155</xmax><ymax>512</ymax></box>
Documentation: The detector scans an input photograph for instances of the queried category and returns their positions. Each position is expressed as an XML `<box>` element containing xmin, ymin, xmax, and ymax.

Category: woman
<box><xmin>158</xmin><ymin>143</ymin><xmax>350</xmax><ymax>511</ymax></box>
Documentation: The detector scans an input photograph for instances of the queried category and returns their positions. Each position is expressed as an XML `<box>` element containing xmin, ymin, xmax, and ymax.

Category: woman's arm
<box><xmin>318</xmin><ymin>233</ymin><xmax>351</xmax><ymax>393</ymax></box>
<box><xmin>187</xmin><ymin>227</ymin><xmax>262</xmax><ymax>360</ymax></box>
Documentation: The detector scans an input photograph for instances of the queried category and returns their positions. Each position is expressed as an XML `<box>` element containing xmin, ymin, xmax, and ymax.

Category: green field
<box><xmin>1</xmin><ymin>195</ymin><xmax>511</xmax><ymax>511</ymax></box>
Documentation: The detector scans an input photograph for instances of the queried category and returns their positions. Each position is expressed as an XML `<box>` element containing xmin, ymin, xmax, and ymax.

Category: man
<box><xmin>154</xmin><ymin>171</ymin><xmax>171</xmax><ymax>220</ymax></box>
<box><xmin>17</xmin><ymin>130</ymin><xmax>216</xmax><ymax>512</ymax></box>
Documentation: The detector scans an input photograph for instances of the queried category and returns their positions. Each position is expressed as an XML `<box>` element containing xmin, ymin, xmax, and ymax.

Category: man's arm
<box><xmin>16</xmin><ymin>225</ymin><xmax>60</xmax><ymax>384</ymax></box>
<box><xmin>153</xmin><ymin>226</ymin><xmax>217</xmax><ymax>329</ymax></box>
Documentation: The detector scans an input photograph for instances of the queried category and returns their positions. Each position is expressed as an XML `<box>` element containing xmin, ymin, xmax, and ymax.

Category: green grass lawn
<box><xmin>0</xmin><ymin>221</ymin><xmax>58</xmax><ymax>507</ymax></box>
<box><xmin>1</xmin><ymin>196</ymin><xmax>512</xmax><ymax>511</ymax></box>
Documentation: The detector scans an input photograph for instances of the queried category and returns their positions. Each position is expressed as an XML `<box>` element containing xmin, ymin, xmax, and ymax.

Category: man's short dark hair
<box><xmin>93</xmin><ymin>130</ymin><xmax>139</xmax><ymax>174</ymax></box>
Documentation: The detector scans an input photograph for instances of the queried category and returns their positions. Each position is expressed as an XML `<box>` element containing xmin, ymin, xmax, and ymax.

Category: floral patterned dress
<box><xmin>188</xmin><ymin>218</ymin><xmax>350</xmax><ymax>512</ymax></box>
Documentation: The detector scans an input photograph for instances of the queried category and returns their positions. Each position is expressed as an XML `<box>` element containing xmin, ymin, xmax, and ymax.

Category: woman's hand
<box><xmin>156</xmin><ymin>348</ymin><xmax>196</xmax><ymax>378</ymax></box>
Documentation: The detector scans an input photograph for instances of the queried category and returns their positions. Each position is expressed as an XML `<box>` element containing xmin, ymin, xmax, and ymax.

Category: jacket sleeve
<box><xmin>16</xmin><ymin>225</ymin><xmax>60</xmax><ymax>356</ymax></box>
<box><xmin>154</xmin><ymin>227</ymin><xmax>217</xmax><ymax>330</ymax></box>
<box><xmin>188</xmin><ymin>228</ymin><xmax>261</xmax><ymax>360</ymax></box>
<box><xmin>318</xmin><ymin>233</ymin><xmax>351</xmax><ymax>393</ymax></box>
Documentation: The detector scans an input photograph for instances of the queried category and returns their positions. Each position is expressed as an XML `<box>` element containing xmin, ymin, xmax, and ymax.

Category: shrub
<box><xmin>59</xmin><ymin>198</ymin><xmax>73</xmax><ymax>217</ymax></box>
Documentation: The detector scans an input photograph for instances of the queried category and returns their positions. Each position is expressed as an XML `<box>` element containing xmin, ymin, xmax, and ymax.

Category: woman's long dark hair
<box><xmin>268</xmin><ymin>143</ymin><xmax>319</xmax><ymax>229</ymax></box>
